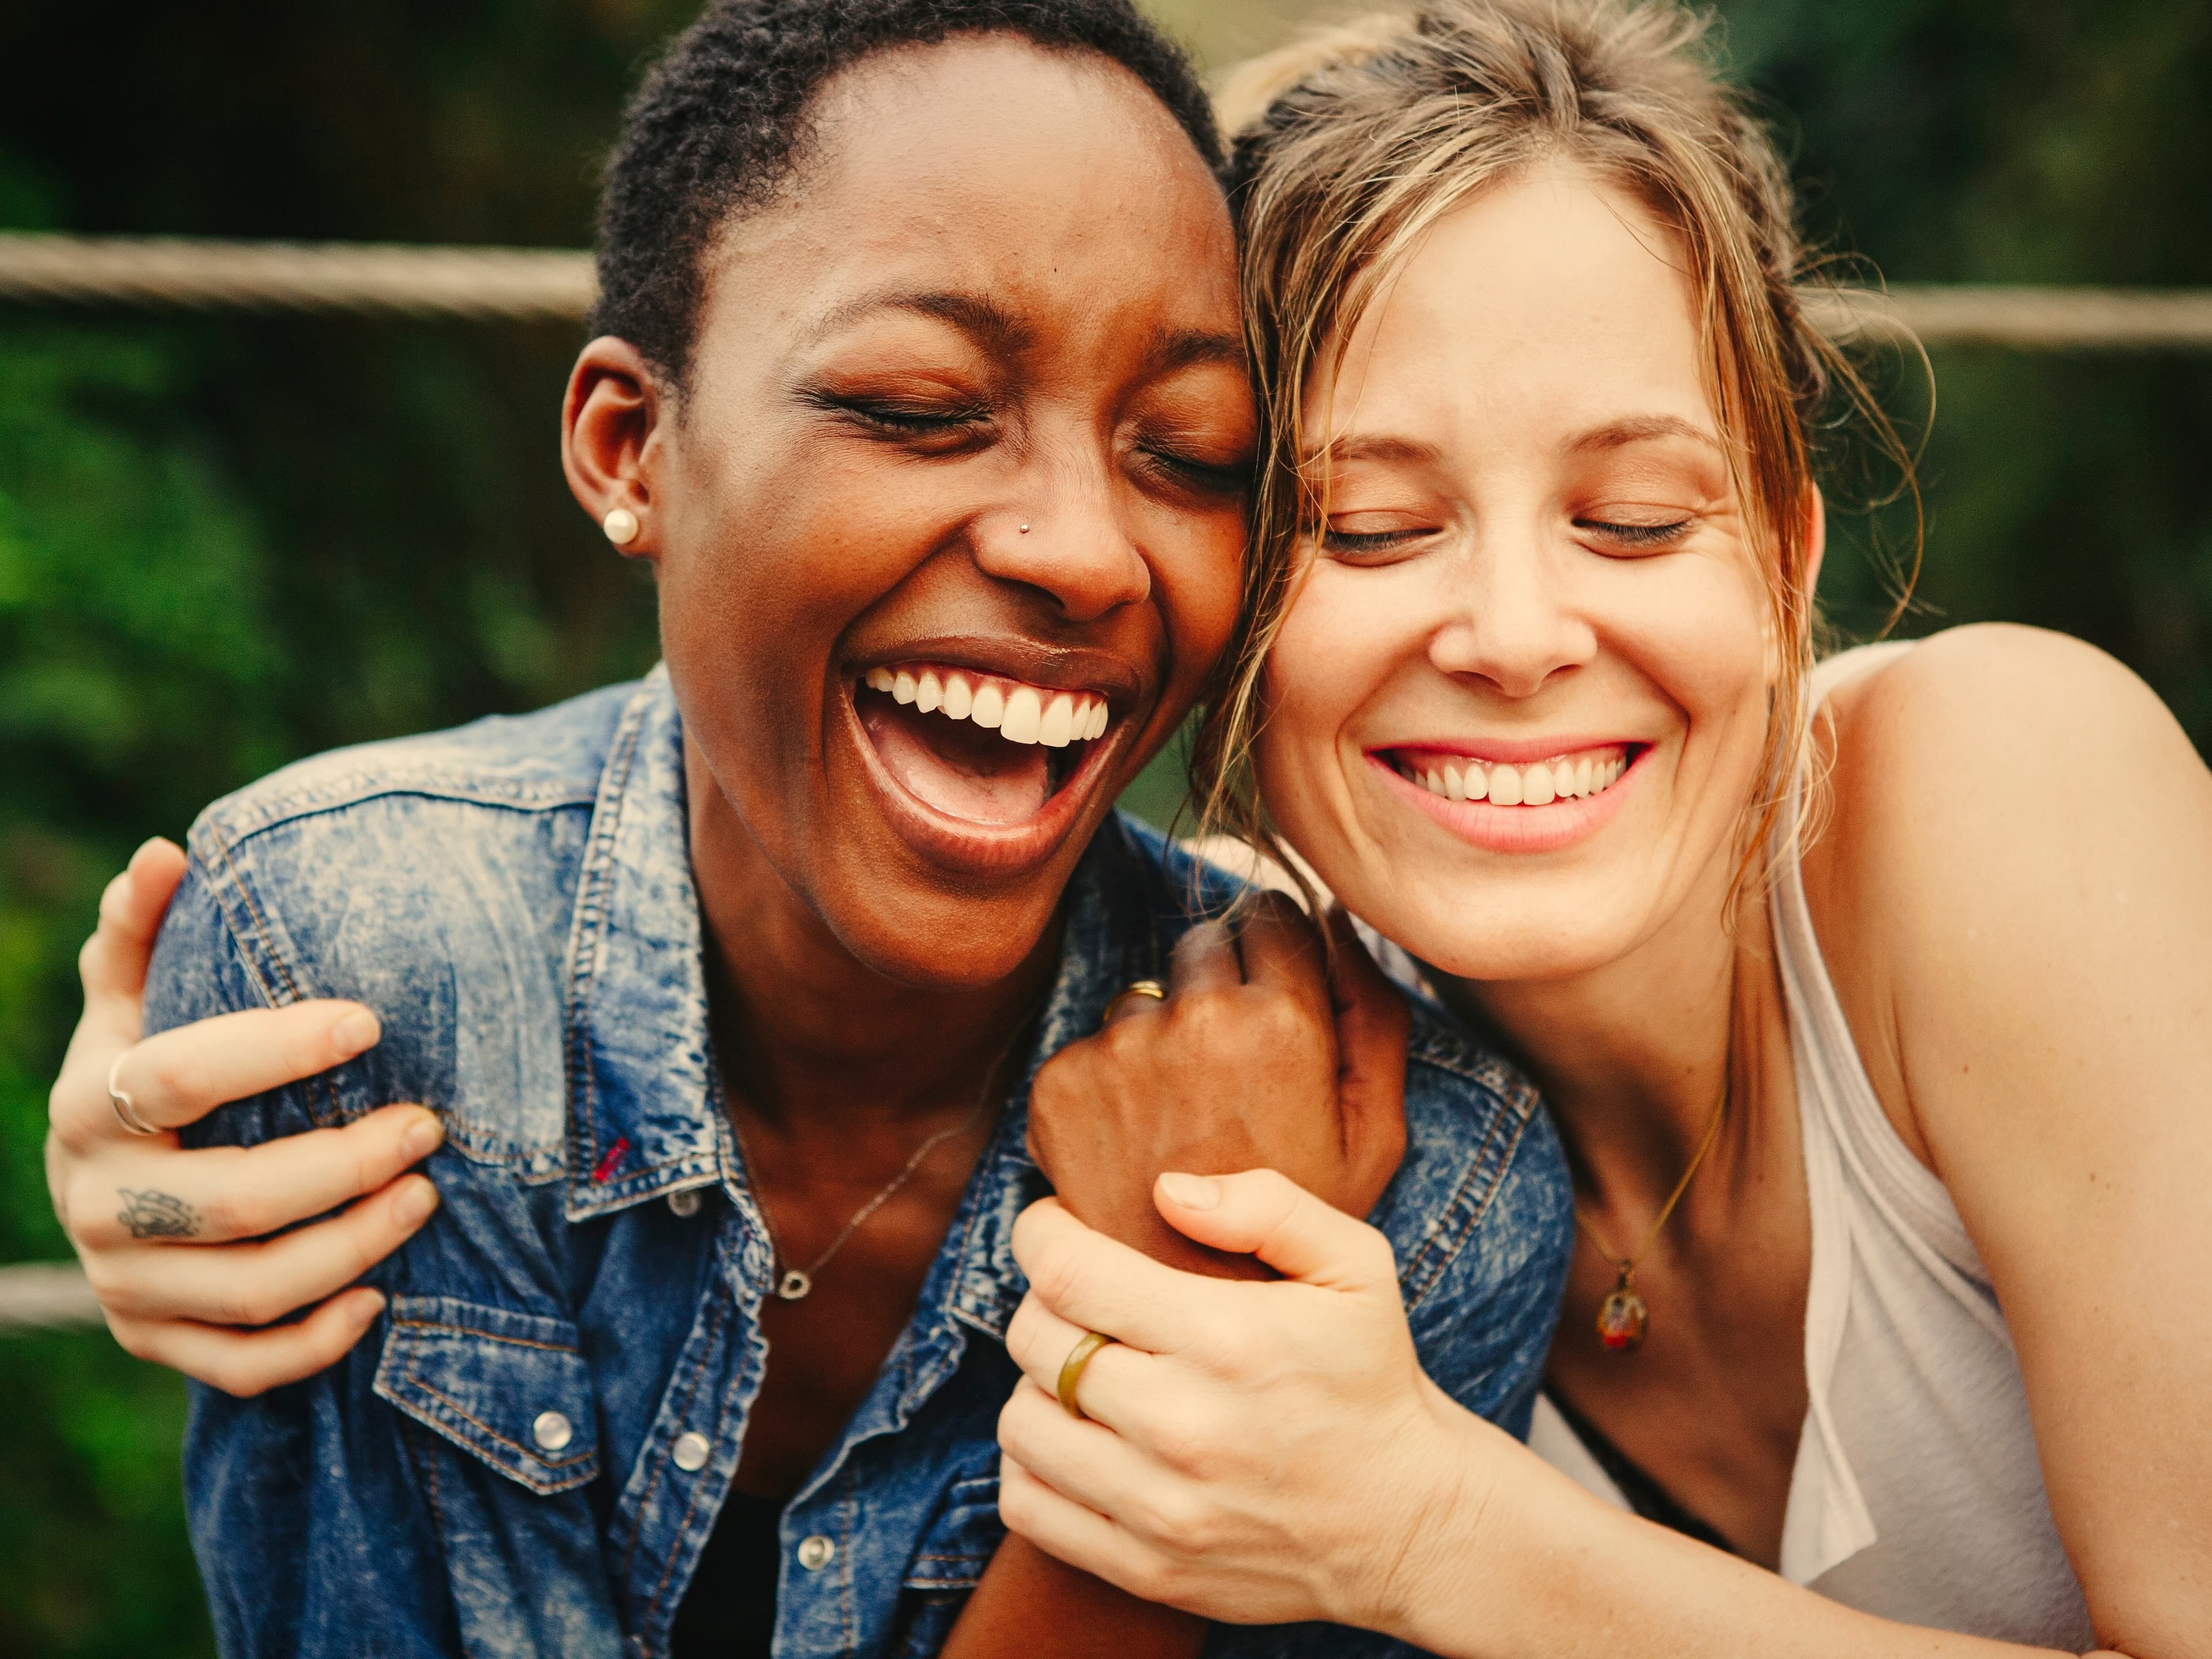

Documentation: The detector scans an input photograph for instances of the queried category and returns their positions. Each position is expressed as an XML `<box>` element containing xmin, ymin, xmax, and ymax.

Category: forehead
<box><xmin>1325</xmin><ymin>162</ymin><xmax>1713</xmax><ymax>440</ymax></box>
<box><xmin>702</xmin><ymin>36</ymin><xmax>1240</xmax><ymax>355</ymax></box>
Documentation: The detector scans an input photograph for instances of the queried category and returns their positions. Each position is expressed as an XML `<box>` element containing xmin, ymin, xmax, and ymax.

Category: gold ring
<box><xmin>1057</xmin><ymin>1330</ymin><xmax>1115</xmax><ymax>1420</ymax></box>
<box><xmin>1100</xmin><ymin>980</ymin><xmax>1167</xmax><ymax>1024</ymax></box>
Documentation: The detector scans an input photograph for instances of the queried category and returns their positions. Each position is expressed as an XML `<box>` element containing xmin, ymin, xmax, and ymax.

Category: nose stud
<box><xmin>1019</xmin><ymin>522</ymin><xmax>1031</xmax><ymax>534</ymax></box>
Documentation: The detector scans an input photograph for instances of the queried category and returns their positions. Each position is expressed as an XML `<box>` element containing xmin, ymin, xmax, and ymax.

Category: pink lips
<box><xmin>1369</xmin><ymin>744</ymin><xmax>1649</xmax><ymax>854</ymax></box>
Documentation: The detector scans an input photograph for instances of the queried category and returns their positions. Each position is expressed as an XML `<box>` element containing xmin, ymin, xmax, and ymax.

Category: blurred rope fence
<box><xmin>0</xmin><ymin>1262</ymin><xmax>105</xmax><ymax>1330</ymax></box>
<box><xmin>3</xmin><ymin>230</ymin><xmax>2209</xmax><ymax>1334</ymax></box>
<box><xmin>3</xmin><ymin>231</ymin><xmax>2212</xmax><ymax>347</ymax></box>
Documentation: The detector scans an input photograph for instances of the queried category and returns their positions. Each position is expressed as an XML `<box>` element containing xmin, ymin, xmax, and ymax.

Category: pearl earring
<box><xmin>603</xmin><ymin>507</ymin><xmax>640</xmax><ymax>546</ymax></box>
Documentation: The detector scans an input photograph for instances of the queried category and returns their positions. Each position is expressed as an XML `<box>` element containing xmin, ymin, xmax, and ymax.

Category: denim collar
<box><xmin>561</xmin><ymin>669</ymin><xmax>1194</xmax><ymax>1344</ymax></box>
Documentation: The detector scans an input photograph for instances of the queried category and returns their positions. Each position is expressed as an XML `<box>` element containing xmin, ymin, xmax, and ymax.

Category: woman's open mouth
<box><xmin>1384</xmin><ymin>743</ymin><xmax>1635</xmax><ymax>807</ymax></box>
<box><xmin>1371</xmin><ymin>741</ymin><xmax>1651</xmax><ymax>854</ymax></box>
<box><xmin>854</xmin><ymin>661</ymin><xmax>1118</xmax><ymax>832</ymax></box>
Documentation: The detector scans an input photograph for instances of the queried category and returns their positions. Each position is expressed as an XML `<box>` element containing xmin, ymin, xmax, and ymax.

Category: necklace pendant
<box><xmin>775</xmin><ymin>1268</ymin><xmax>813</xmax><ymax>1301</ymax></box>
<box><xmin>1596</xmin><ymin>1270</ymin><xmax>1648</xmax><ymax>1353</ymax></box>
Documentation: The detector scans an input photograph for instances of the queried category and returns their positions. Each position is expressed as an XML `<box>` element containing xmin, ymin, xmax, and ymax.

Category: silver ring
<box><xmin>107</xmin><ymin>1055</ymin><xmax>162</xmax><ymax>1137</ymax></box>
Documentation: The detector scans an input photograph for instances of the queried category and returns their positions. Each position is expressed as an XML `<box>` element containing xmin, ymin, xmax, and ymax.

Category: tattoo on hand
<box><xmin>117</xmin><ymin>1188</ymin><xmax>199</xmax><ymax>1240</ymax></box>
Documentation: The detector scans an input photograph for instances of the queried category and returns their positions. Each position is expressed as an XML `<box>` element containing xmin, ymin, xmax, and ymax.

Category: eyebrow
<box><xmin>1301</xmin><ymin>433</ymin><xmax>1446</xmax><ymax>469</ymax></box>
<box><xmin>1149</xmin><ymin>325</ymin><xmax>1247</xmax><ymax>374</ymax></box>
<box><xmin>1569</xmin><ymin>414</ymin><xmax>1724</xmax><ymax>454</ymax></box>
<box><xmin>809</xmin><ymin>288</ymin><xmax>1034</xmax><ymax>354</ymax></box>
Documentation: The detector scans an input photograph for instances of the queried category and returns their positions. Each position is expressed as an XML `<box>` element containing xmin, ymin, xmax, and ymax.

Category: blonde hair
<box><xmin>1188</xmin><ymin>0</ymin><xmax>1918</xmax><ymax>918</ymax></box>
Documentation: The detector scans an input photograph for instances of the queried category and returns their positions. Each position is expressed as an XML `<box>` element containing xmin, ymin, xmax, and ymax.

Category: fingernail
<box><xmin>401</xmin><ymin>1112</ymin><xmax>445</xmax><ymax>1161</ymax></box>
<box><xmin>332</xmin><ymin>1009</ymin><xmax>381</xmax><ymax>1055</ymax></box>
<box><xmin>1159</xmin><ymin>1172</ymin><xmax>1222</xmax><ymax>1210</ymax></box>
<box><xmin>395</xmin><ymin>1179</ymin><xmax>440</xmax><ymax>1226</ymax></box>
<box><xmin>353</xmin><ymin>1288</ymin><xmax>388</xmax><ymax>1324</ymax></box>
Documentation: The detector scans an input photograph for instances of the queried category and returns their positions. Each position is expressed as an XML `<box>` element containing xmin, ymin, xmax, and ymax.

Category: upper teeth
<box><xmin>863</xmin><ymin>664</ymin><xmax>1111</xmax><ymax>749</ymax></box>
<box><xmin>1399</xmin><ymin>747</ymin><xmax>1629</xmax><ymax>806</ymax></box>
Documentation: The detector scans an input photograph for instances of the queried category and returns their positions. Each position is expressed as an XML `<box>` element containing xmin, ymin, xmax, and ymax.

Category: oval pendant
<box><xmin>1596</xmin><ymin>1282</ymin><xmax>1648</xmax><ymax>1353</ymax></box>
<box><xmin>775</xmin><ymin>1268</ymin><xmax>813</xmax><ymax>1301</ymax></box>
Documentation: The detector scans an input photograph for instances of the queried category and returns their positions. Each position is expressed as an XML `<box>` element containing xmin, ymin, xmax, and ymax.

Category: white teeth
<box><xmin>1040</xmin><ymin>694</ymin><xmax>1075</xmax><ymax>748</ymax></box>
<box><xmin>1001</xmin><ymin>686</ymin><xmax>1043</xmax><ymax>744</ymax></box>
<box><xmin>866</xmin><ymin>664</ymin><xmax>1118</xmax><ymax>753</ymax></box>
<box><xmin>1402</xmin><ymin>748</ymin><xmax>1632</xmax><ymax>809</ymax></box>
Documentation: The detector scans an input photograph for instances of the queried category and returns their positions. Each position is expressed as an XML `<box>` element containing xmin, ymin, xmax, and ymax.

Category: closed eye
<box><xmin>807</xmin><ymin>391</ymin><xmax>993</xmax><ymax>439</ymax></box>
<box><xmin>1320</xmin><ymin>525</ymin><xmax>1437</xmax><ymax>559</ymax></box>
<box><xmin>1574</xmin><ymin>516</ymin><xmax>1694</xmax><ymax>552</ymax></box>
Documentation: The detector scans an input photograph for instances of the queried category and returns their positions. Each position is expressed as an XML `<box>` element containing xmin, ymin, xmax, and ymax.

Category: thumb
<box><xmin>1153</xmin><ymin>1168</ymin><xmax>1398</xmax><ymax>1292</ymax></box>
<box><xmin>1323</xmin><ymin>908</ymin><xmax>1409</xmax><ymax>1210</ymax></box>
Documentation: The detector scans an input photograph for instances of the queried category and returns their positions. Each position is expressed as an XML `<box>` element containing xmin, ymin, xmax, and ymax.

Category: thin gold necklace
<box><xmin>1574</xmin><ymin>1073</ymin><xmax>1729</xmax><ymax>1354</ymax></box>
<box><xmin>725</xmin><ymin>1036</ymin><xmax>1018</xmax><ymax>1302</ymax></box>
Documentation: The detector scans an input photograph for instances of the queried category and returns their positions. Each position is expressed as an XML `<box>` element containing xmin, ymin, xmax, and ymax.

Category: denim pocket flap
<box><xmin>903</xmin><ymin>1473</ymin><xmax>1003</xmax><ymax>1590</ymax></box>
<box><xmin>374</xmin><ymin>1295</ymin><xmax>600</xmax><ymax>1494</ymax></box>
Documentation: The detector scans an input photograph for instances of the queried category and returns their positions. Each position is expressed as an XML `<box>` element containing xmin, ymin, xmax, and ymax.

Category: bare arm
<box><xmin>943</xmin><ymin>899</ymin><xmax>1410</xmax><ymax>1659</ymax></box>
<box><xmin>46</xmin><ymin>838</ymin><xmax>444</xmax><ymax>1395</ymax></box>
<box><xmin>1812</xmin><ymin>626</ymin><xmax>2212</xmax><ymax>1653</ymax></box>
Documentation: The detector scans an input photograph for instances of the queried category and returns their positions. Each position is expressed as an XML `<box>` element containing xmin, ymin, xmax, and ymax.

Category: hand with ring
<box><xmin>44</xmin><ymin>839</ymin><xmax>446</xmax><ymax>1396</ymax></box>
<box><xmin>1026</xmin><ymin>893</ymin><xmax>1410</xmax><ymax>1278</ymax></box>
<box><xmin>998</xmin><ymin>1170</ymin><xmax>1493</xmax><ymax>1631</ymax></box>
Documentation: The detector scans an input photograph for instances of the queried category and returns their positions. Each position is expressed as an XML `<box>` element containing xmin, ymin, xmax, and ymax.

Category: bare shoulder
<box><xmin>1802</xmin><ymin>624</ymin><xmax>2212</xmax><ymax>1159</ymax></box>
<box><xmin>1815</xmin><ymin>623</ymin><xmax>2197</xmax><ymax>891</ymax></box>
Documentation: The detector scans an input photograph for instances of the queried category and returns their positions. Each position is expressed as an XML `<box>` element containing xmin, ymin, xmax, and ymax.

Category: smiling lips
<box><xmin>856</xmin><ymin>661</ymin><xmax>1115</xmax><ymax>828</ymax></box>
<box><xmin>1387</xmin><ymin>744</ymin><xmax>1631</xmax><ymax>807</ymax></box>
<box><xmin>863</xmin><ymin>664</ymin><xmax>1112</xmax><ymax>747</ymax></box>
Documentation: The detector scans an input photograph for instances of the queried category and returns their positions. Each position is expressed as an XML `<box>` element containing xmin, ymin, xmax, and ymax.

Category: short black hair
<box><xmin>591</xmin><ymin>0</ymin><xmax>1224</xmax><ymax>392</ymax></box>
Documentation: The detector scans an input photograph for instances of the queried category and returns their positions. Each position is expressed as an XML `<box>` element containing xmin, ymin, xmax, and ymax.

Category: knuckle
<box><xmin>106</xmin><ymin>1314</ymin><xmax>159</xmax><ymax>1362</ymax></box>
<box><xmin>1025</xmin><ymin>1245</ymin><xmax>1088</xmax><ymax>1314</ymax></box>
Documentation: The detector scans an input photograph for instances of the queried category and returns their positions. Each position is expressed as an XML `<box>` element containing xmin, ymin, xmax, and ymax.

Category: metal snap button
<box><xmin>532</xmin><ymin>1411</ymin><xmax>574</xmax><ymax>1453</ymax></box>
<box><xmin>796</xmin><ymin>1535</ymin><xmax>835</xmax><ymax>1571</ymax></box>
<box><xmin>672</xmin><ymin>1430</ymin><xmax>712</xmax><ymax>1472</ymax></box>
<box><xmin>668</xmin><ymin>1187</ymin><xmax>704</xmax><ymax>1218</ymax></box>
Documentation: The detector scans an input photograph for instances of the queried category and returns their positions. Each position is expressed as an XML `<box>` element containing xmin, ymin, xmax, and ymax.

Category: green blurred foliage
<box><xmin>0</xmin><ymin>1</ymin><xmax>2202</xmax><ymax>1653</ymax></box>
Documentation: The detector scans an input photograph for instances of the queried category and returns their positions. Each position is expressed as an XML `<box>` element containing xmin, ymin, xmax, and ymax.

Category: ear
<box><xmin>1804</xmin><ymin>482</ymin><xmax>1828</xmax><ymax>596</ymax></box>
<box><xmin>561</xmin><ymin>336</ymin><xmax>669</xmax><ymax>562</ymax></box>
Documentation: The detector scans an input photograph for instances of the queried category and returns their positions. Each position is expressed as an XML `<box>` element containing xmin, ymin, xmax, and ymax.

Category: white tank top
<box><xmin>1528</xmin><ymin>643</ymin><xmax>2096</xmax><ymax>1645</ymax></box>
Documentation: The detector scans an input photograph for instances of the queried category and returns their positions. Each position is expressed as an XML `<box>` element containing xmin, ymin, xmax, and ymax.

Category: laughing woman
<box><xmin>995</xmin><ymin>3</ymin><xmax>2212</xmax><ymax>1654</ymax></box>
<box><xmin>36</xmin><ymin>3</ymin><xmax>1577</xmax><ymax>1657</ymax></box>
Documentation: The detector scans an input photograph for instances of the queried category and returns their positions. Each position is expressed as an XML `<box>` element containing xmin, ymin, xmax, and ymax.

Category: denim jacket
<box><xmin>145</xmin><ymin>666</ymin><xmax>1572</xmax><ymax>1659</ymax></box>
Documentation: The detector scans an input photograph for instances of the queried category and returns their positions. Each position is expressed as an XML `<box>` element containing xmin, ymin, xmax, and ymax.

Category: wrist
<box><xmin>1336</xmin><ymin>1383</ymin><xmax>1503</xmax><ymax>1646</ymax></box>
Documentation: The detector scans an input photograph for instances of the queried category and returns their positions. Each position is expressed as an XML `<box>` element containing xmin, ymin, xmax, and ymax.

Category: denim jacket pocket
<box><xmin>889</xmin><ymin>1471</ymin><xmax>1003</xmax><ymax>1657</ymax></box>
<box><xmin>904</xmin><ymin>1471</ymin><xmax>1001</xmax><ymax>1590</ymax></box>
<box><xmin>373</xmin><ymin>1295</ymin><xmax>601</xmax><ymax>1495</ymax></box>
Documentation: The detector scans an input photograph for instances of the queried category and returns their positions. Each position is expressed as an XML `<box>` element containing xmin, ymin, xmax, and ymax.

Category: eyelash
<box><xmin>1577</xmin><ymin>517</ymin><xmax>1694</xmax><ymax>548</ymax></box>
<box><xmin>1321</xmin><ymin>527</ymin><xmax>1428</xmax><ymax>557</ymax></box>
<box><xmin>825</xmin><ymin>396</ymin><xmax>990</xmax><ymax>436</ymax></box>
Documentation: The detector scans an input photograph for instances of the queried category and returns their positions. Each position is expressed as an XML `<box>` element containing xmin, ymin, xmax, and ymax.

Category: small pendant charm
<box><xmin>1596</xmin><ymin>1271</ymin><xmax>1648</xmax><ymax>1353</ymax></box>
<box><xmin>775</xmin><ymin>1268</ymin><xmax>813</xmax><ymax>1301</ymax></box>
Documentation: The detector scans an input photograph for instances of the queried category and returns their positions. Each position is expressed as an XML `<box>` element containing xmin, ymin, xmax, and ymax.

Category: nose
<box><xmin>972</xmin><ymin>443</ymin><xmax>1150</xmax><ymax>623</ymax></box>
<box><xmin>1426</xmin><ymin>528</ymin><xmax>1594</xmax><ymax>699</ymax></box>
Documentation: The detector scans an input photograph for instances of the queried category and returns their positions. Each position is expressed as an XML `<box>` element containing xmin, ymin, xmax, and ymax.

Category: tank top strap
<box><xmin>1772</xmin><ymin>643</ymin><xmax>1995</xmax><ymax>1294</ymax></box>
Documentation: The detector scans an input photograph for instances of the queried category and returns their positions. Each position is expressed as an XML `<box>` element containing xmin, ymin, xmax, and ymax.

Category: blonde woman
<box><xmin>993</xmin><ymin>3</ymin><xmax>2212</xmax><ymax>1653</ymax></box>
